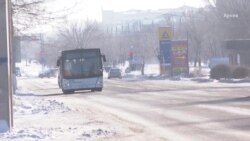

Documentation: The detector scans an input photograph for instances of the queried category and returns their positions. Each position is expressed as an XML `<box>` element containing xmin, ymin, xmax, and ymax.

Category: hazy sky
<box><xmin>40</xmin><ymin>0</ymin><xmax>204</xmax><ymax>34</ymax></box>
<box><xmin>51</xmin><ymin>0</ymin><xmax>204</xmax><ymax>22</ymax></box>
<box><xmin>102</xmin><ymin>0</ymin><xmax>204</xmax><ymax>11</ymax></box>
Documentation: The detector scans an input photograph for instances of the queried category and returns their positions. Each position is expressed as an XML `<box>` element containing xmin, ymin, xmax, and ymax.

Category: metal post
<box><xmin>0</xmin><ymin>0</ymin><xmax>13</xmax><ymax>133</ymax></box>
<box><xmin>8</xmin><ymin>0</ymin><xmax>14</xmax><ymax>128</ymax></box>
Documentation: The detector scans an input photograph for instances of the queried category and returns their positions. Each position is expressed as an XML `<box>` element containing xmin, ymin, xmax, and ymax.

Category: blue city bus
<box><xmin>57</xmin><ymin>48</ymin><xmax>106</xmax><ymax>94</ymax></box>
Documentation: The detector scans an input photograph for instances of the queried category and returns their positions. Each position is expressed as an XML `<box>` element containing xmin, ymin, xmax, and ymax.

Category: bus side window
<box><xmin>64</xmin><ymin>59</ymin><xmax>72</xmax><ymax>77</ymax></box>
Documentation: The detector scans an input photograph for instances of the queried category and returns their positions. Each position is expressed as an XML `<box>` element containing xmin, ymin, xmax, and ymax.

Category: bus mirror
<box><xmin>102</xmin><ymin>55</ymin><xmax>106</xmax><ymax>62</ymax></box>
<box><xmin>57</xmin><ymin>56</ymin><xmax>61</xmax><ymax>66</ymax></box>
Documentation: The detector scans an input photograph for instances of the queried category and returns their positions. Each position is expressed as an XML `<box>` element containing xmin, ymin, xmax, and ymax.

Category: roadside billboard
<box><xmin>171</xmin><ymin>40</ymin><xmax>189</xmax><ymax>76</ymax></box>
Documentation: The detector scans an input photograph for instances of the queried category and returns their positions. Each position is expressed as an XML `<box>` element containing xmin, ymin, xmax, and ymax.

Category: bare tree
<box><xmin>136</xmin><ymin>25</ymin><xmax>158</xmax><ymax>75</ymax></box>
<box><xmin>12</xmin><ymin>0</ymin><xmax>77</xmax><ymax>35</ymax></box>
<box><xmin>180</xmin><ymin>7</ymin><xmax>223</xmax><ymax>67</ymax></box>
<box><xmin>185</xmin><ymin>9</ymin><xmax>206</xmax><ymax>68</ymax></box>
<box><xmin>57</xmin><ymin>21</ymin><xmax>103</xmax><ymax>50</ymax></box>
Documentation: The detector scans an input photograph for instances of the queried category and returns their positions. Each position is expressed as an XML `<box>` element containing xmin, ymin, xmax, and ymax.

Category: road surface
<box><xmin>18</xmin><ymin>77</ymin><xmax>250</xmax><ymax>141</ymax></box>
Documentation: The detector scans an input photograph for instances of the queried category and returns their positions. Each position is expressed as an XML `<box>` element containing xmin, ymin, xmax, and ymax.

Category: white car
<box><xmin>108</xmin><ymin>68</ymin><xmax>122</xmax><ymax>79</ymax></box>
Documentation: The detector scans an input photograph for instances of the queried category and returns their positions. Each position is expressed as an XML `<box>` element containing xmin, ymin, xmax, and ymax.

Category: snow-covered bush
<box><xmin>232</xmin><ymin>66</ymin><xmax>250</xmax><ymax>79</ymax></box>
<box><xmin>210</xmin><ymin>64</ymin><xmax>232</xmax><ymax>80</ymax></box>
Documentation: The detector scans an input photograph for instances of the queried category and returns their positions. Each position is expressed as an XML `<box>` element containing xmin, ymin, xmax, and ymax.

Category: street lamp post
<box><xmin>0</xmin><ymin>0</ymin><xmax>13</xmax><ymax>133</ymax></box>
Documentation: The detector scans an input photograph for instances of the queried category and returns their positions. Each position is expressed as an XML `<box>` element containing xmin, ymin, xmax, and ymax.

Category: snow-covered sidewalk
<box><xmin>0</xmin><ymin>89</ymin><xmax>118</xmax><ymax>141</ymax></box>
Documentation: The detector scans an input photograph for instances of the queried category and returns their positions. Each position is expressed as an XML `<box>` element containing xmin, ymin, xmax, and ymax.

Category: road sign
<box><xmin>159</xmin><ymin>27</ymin><xmax>173</xmax><ymax>40</ymax></box>
<box><xmin>160</xmin><ymin>40</ymin><xmax>172</xmax><ymax>65</ymax></box>
<box><xmin>159</xmin><ymin>27</ymin><xmax>173</xmax><ymax>76</ymax></box>
<box><xmin>160</xmin><ymin>40</ymin><xmax>172</xmax><ymax>75</ymax></box>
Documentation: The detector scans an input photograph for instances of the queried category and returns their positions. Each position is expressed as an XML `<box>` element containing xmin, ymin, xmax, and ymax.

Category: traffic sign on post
<box><xmin>159</xmin><ymin>27</ymin><xmax>173</xmax><ymax>40</ymax></box>
<box><xmin>0</xmin><ymin>0</ymin><xmax>13</xmax><ymax>133</ymax></box>
<box><xmin>159</xmin><ymin>27</ymin><xmax>173</xmax><ymax>76</ymax></box>
<box><xmin>160</xmin><ymin>40</ymin><xmax>172</xmax><ymax>65</ymax></box>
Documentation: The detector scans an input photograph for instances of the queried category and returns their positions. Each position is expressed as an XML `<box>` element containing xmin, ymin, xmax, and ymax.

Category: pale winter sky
<box><xmin>51</xmin><ymin>0</ymin><xmax>205</xmax><ymax>22</ymax></box>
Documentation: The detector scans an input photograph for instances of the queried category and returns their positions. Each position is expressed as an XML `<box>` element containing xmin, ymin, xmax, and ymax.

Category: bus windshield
<box><xmin>62</xmin><ymin>50</ymin><xmax>102</xmax><ymax>79</ymax></box>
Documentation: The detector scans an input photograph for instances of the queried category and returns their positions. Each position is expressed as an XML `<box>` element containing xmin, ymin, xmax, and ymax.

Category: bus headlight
<box><xmin>63</xmin><ymin>80</ymin><xmax>70</xmax><ymax>88</ymax></box>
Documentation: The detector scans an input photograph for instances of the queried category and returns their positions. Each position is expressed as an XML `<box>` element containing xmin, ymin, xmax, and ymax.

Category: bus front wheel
<box><xmin>96</xmin><ymin>88</ymin><xmax>102</xmax><ymax>92</ymax></box>
<box><xmin>91</xmin><ymin>88</ymin><xmax>102</xmax><ymax>92</ymax></box>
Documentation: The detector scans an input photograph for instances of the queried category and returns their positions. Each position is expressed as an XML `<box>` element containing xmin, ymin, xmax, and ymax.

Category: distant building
<box><xmin>225</xmin><ymin>39</ymin><xmax>250</xmax><ymax>67</ymax></box>
<box><xmin>102</xmin><ymin>6</ymin><xmax>197</xmax><ymax>34</ymax></box>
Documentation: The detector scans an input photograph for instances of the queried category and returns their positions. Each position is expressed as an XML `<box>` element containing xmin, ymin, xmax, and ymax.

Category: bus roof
<box><xmin>61</xmin><ymin>48</ymin><xmax>100</xmax><ymax>54</ymax></box>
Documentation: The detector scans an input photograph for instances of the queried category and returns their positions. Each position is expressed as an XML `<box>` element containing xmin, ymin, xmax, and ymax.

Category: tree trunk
<box><xmin>141</xmin><ymin>57</ymin><xmax>145</xmax><ymax>75</ymax></box>
<box><xmin>194</xmin><ymin>58</ymin><xmax>197</xmax><ymax>67</ymax></box>
<box><xmin>198</xmin><ymin>57</ymin><xmax>202</xmax><ymax>68</ymax></box>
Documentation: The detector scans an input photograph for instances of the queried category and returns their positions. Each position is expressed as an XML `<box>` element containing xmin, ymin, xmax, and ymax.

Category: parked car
<box><xmin>38</xmin><ymin>68</ymin><xmax>57</xmax><ymax>78</ymax></box>
<box><xmin>104</xmin><ymin>66</ymin><xmax>112</xmax><ymax>73</ymax></box>
<box><xmin>108</xmin><ymin>68</ymin><xmax>122</xmax><ymax>79</ymax></box>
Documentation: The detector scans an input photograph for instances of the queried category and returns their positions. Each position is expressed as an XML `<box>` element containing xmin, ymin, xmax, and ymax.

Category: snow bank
<box><xmin>14</xmin><ymin>96</ymin><xmax>71</xmax><ymax>115</ymax></box>
<box><xmin>1</xmin><ymin>89</ymin><xmax>116</xmax><ymax>141</ymax></box>
<box><xmin>219</xmin><ymin>79</ymin><xmax>250</xmax><ymax>84</ymax></box>
<box><xmin>16</xmin><ymin>61</ymin><xmax>44</xmax><ymax>78</ymax></box>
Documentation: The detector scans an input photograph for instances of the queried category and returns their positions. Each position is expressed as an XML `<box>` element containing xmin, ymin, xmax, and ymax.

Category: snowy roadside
<box><xmin>121</xmin><ymin>69</ymin><xmax>250</xmax><ymax>84</ymax></box>
<box><xmin>0</xmin><ymin>89</ymin><xmax>128</xmax><ymax>141</ymax></box>
<box><xmin>6</xmin><ymin>62</ymin><xmax>249</xmax><ymax>141</ymax></box>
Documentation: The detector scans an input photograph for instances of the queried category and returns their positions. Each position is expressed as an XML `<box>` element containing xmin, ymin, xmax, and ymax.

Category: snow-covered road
<box><xmin>1</xmin><ymin>77</ymin><xmax>250</xmax><ymax>141</ymax></box>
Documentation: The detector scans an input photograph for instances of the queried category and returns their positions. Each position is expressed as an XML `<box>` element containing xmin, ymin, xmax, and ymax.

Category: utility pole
<box><xmin>0</xmin><ymin>0</ymin><xmax>13</xmax><ymax>133</ymax></box>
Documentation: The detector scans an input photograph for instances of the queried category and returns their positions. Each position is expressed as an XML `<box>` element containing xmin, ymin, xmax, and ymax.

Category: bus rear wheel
<box><xmin>62</xmin><ymin>90</ymin><xmax>74</xmax><ymax>94</ymax></box>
